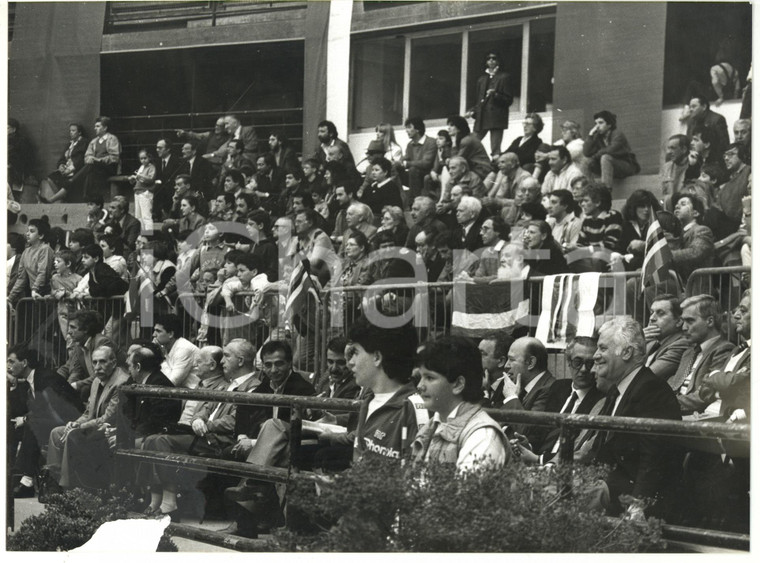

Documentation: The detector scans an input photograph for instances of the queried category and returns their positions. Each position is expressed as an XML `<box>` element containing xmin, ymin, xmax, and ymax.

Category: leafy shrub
<box><xmin>269</xmin><ymin>458</ymin><xmax>667</xmax><ymax>552</ymax></box>
<box><xmin>8</xmin><ymin>486</ymin><xmax>178</xmax><ymax>552</ymax></box>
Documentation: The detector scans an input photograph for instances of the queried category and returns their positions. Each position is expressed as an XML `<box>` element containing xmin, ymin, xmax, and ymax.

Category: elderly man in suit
<box><xmin>513</xmin><ymin>336</ymin><xmax>605</xmax><ymax>465</ymax></box>
<box><xmin>45</xmin><ymin>346</ymin><xmax>129</xmax><ymax>489</ymax></box>
<box><xmin>107</xmin><ymin>195</ymin><xmax>141</xmax><ymax>252</ymax></box>
<box><xmin>670</xmin><ymin>295</ymin><xmax>735</xmax><ymax>416</ymax></box>
<box><xmin>139</xmin><ymin>339</ymin><xmax>272</xmax><ymax>521</ymax></box>
<box><xmin>643</xmin><ymin>294</ymin><xmax>691</xmax><ymax>380</ymax></box>
<box><xmin>453</xmin><ymin>195</ymin><xmax>486</xmax><ymax>253</ymax></box>
<box><xmin>589</xmin><ymin>317</ymin><xmax>682</xmax><ymax>519</ymax></box>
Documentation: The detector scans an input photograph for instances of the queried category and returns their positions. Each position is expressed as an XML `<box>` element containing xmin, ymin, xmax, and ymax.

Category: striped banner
<box><xmin>285</xmin><ymin>259</ymin><xmax>322</xmax><ymax>320</ymax></box>
<box><xmin>451</xmin><ymin>281</ymin><xmax>529</xmax><ymax>338</ymax></box>
<box><xmin>535</xmin><ymin>273</ymin><xmax>600</xmax><ymax>349</ymax></box>
<box><xmin>641</xmin><ymin>220</ymin><xmax>675</xmax><ymax>293</ymax></box>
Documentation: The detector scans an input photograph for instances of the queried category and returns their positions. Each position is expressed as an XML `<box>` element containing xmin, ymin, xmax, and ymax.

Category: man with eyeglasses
<box><xmin>716</xmin><ymin>142</ymin><xmax>750</xmax><ymax>226</ymax></box>
<box><xmin>512</xmin><ymin>336</ymin><xmax>604</xmax><ymax>465</ymax></box>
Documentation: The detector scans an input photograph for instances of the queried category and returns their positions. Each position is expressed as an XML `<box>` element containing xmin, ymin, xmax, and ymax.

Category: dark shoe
<box><xmin>13</xmin><ymin>484</ymin><xmax>35</xmax><ymax>498</ymax></box>
<box><xmin>157</xmin><ymin>509</ymin><xmax>181</xmax><ymax>524</ymax></box>
<box><xmin>218</xmin><ymin>521</ymin><xmax>257</xmax><ymax>539</ymax></box>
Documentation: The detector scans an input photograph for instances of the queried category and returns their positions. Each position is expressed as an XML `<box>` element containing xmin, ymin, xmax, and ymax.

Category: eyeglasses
<box><xmin>568</xmin><ymin>358</ymin><xmax>596</xmax><ymax>371</ymax></box>
<box><xmin>486</xmin><ymin>56</ymin><xmax>498</xmax><ymax>60</ymax></box>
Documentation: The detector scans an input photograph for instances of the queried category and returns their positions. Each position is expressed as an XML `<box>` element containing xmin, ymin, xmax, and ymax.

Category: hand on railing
<box><xmin>31</xmin><ymin>290</ymin><xmax>44</xmax><ymax>301</ymax></box>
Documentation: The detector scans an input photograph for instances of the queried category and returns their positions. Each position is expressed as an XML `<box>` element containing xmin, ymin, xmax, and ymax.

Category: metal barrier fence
<box><xmin>112</xmin><ymin>384</ymin><xmax>749</xmax><ymax>552</ymax></box>
<box><xmin>8</xmin><ymin>266</ymin><xmax>750</xmax><ymax>374</ymax></box>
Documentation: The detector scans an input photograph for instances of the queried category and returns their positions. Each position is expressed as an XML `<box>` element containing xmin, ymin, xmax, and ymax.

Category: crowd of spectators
<box><xmin>6</xmin><ymin>71</ymin><xmax>751</xmax><ymax>538</ymax></box>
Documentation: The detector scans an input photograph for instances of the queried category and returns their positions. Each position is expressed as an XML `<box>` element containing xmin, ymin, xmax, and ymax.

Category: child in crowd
<box><xmin>311</xmin><ymin>183</ymin><xmax>330</xmax><ymax>222</ymax></box>
<box><xmin>99</xmin><ymin>233</ymin><xmax>128</xmax><ymax>281</ymax></box>
<box><xmin>85</xmin><ymin>195</ymin><xmax>110</xmax><ymax>233</ymax></box>
<box><xmin>130</xmin><ymin>148</ymin><xmax>157</xmax><ymax>231</ymax></box>
<box><xmin>50</xmin><ymin>249</ymin><xmax>82</xmax><ymax>335</ymax></box>
<box><xmin>8</xmin><ymin>218</ymin><xmax>55</xmax><ymax>306</ymax></box>
<box><xmin>174</xmin><ymin>229</ymin><xmax>198</xmax><ymax>294</ymax></box>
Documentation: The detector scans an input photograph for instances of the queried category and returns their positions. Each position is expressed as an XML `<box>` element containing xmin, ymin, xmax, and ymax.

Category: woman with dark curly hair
<box><xmin>613</xmin><ymin>189</ymin><xmax>663</xmax><ymax>270</ymax></box>
<box><xmin>582</xmin><ymin>110</ymin><xmax>640</xmax><ymax>190</ymax></box>
<box><xmin>446</xmin><ymin>115</ymin><xmax>493</xmax><ymax>180</ymax></box>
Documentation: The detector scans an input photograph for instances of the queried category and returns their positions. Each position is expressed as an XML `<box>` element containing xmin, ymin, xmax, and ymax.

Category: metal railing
<box><xmin>111</xmin><ymin>384</ymin><xmax>749</xmax><ymax>551</ymax></box>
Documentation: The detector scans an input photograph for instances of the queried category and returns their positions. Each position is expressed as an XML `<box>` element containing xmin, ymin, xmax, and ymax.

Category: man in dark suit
<box><xmin>590</xmin><ymin>317</ymin><xmax>682</xmax><ymax>519</ymax></box>
<box><xmin>153</xmin><ymin>137</ymin><xmax>184</xmax><ymax>221</ymax></box>
<box><xmin>403</xmin><ymin>117</ymin><xmax>437</xmax><ymax>199</ymax></box>
<box><xmin>504</xmin><ymin>336</ymin><xmax>556</xmax><ymax>449</ymax></box>
<box><xmin>670</xmin><ymin>294</ymin><xmax>735</xmax><ymax>415</ymax></box>
<box><xmin>452</xmin><ymin>195</ymin><xmax>487</xmax><ymax>253</ymax></box>
<box><xmin>643</xmin><ymin>294</ymin><xmax>691</xmax><ymax>381</ymax></box>
<box><xmin>513</xmin><ymin>336</ymin><xmax>604</xmax><ymax>465</ymax></box>
<box><xmin>683</xmin><ymin>95</ymin><xmax>730</xmax><ymax>156</ymax></box>
<box><xmin>479</xmin><ymin>331</ymin><xmax>516</xmax><ymax>409</ymax></box>
<box><xmin>107</xmin><ymin>195</ymin><xmax>141</xmax><ymax>251</ymax></box>
<box><xmin>9</xmin><ymin>346</ymin><xmax>83</xmax><ymax>497</ymax></box>
<box><xmin>672</xmin><ymin>193</ymin><xmax>715</xmax><ymax>285</ymax></box>
<box><xmin>217</xmin><ymin>114</ymin><xmax>259</xmax><ymax>163</ymax></box>
<box><xmin>179</xmin><ymin>140</ymin><xmax>215</xmax><ymax>201</ymax></box>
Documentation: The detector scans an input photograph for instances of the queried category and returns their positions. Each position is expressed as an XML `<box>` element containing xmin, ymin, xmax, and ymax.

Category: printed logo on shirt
<box><xmin>363</xmin><ymin>437</ymin><xmax>401</xmax><ymax>459</ymax></box>
<box><xmin>373</xmin><ymin>429</ymin><xmax>386</xmax><ymax>440</ymax></box>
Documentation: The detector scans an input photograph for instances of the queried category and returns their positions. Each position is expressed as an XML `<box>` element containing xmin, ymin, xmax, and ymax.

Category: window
<box><xmin>466</xmin><ymin>26</ymin><xmax>523</xmax><ymax>114</ymax></box>
<box><xmin>663</xmin><ymin>2</ymin><xmax>751</xmax><ymax>106</ymax></box>
<box><xmin>350</xmin><ymin>15</ymin><xmax>555</xmax><ymax>130</ymax></box>
<box><xmin>351</xmin><ymin>37</ymin><xmax>405</xmax><ymax>129</ymax></box>
<box><xmin>410</xmin><ymin>34</ymin><xmax>462</xmax><ymax>120</ymax></box>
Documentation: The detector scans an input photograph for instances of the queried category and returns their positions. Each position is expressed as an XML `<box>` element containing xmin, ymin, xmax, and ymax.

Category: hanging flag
<box><xmin>451</xmin><ymin>280</ymin><xmax>529</xmax><ymax>338</ymax></box>
<box><xmin>285</xmin><ymin>259</ymin><xmax>323</xmax><ymax>325</ymax></box>
<box><xmin>535</xmin><ymin>273</ymin><xmax>600</xmax><ymax>349</ymax></box>
<box><xmin>641</xmin><ymin>220</ymin><xmax>676</xmax><ymax>293</ymax></box>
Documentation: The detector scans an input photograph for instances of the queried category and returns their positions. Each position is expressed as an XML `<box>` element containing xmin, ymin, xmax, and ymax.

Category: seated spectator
<box><xmin>567</xmin><ymin>183</ymin><xmax>624</xmax><ymax>271</ymax></box>
<box><xmin>135</xmin><ymin>240</ymin><xmax>177</xmax><ymax>317</ymax></box>
<box><xmin>412</xmin><ymin>336</ymin><xmax>509</xmax><ymax>470</ymax></box>
<box><xmin>671</xmin><ymin>295</ymin><xmax>734</xmax><ymax>415</ymax></box>
<box><xmin>452</xmin><ymin>195</ymin><xmax>486</xmax><ymax>252</ymax></box>
<box><xmin>98</xmin><ymin>233</ymin><xmax>128</xmax><ymax>281</ymax></box>
<box><xmin>414</xmin><ymin>226</ymin><xmax>449</xmax><ymax>283</ymax></box>
<box><xmin>328</xmin><ymin>181</ymin><xmax>356</xmax><ymax>248</ymax></box>
<box><xmin>541</xmin><ymin>145</ymin><xmax>585</xmax><ymax>194</ymax></box>
<box><xmin>554</xmin><ymin>120</ymin><xmax>585</xmax><ymax>165</ymax></box>
<box><xmin>38</xmin><ymin>123</ymin><xmax>88</xmax><ymax>203</ymax></box>
<box><xmin>220</xmin><ymin>139</ymin><xmax>255</xmax><ymax>185</ymax></box>
<box><xmin>9</xmin><ymin>345</ymin><xmax>83</xmax><ymax>498</ymax></box>
<box><xmin>501</xmin><ymin>177</ymin><xmax>542</xmax><ymax>228</ymax></box>
<box><xmin>478</xmin><ymin>332</ymin><xmax>516</xmax><ymax>409</ymax></box>
<box><xmin>314</xmin><ymin>119</ymin><xmax>356</xmax><ymax>169</ymax></box>
<box><xmin>249</xmin><ymin>153</ymin><xmax>285</xmax><ymax>210</ymax></box>
<box><xmin>339</xmin><ymin>202</ymin><xmax>377</xmax><ymax>256</ymax></box>
<box><xmin>152</xmin><ymin>313</ymin><xmax>200</xmax><ymax>389</ymax></box>
<box><xmin>77</xmin><ymin>116</ymin><xmax>121</xmax><ymax>203</ymax></box>
<box><xmin>423</xmin><ymin>129</ymin><xmax>453</xmax><ymax>200</ymax></box>
<box><xmin>129</xmin><ymin>148</ymin><xmax>157</xmax><ymax>232</ymax></box>
<box><xmin>733</xmin><ymin>118</ymin><xmax>751</xmax><ymax>154</ymax></box>
<box><xmin>672</xmin><ymin>193</ymin><xmax>715</xmax><ymax>284</ymax></box>
<box><xmin>522</xmin><ymin>220</ymin><xmax>568</xmax><ymax>276</ymax></box>
<box><xmin>234</xmin><ymin>192</ymin><xmax>260</xmax><ymax>223</ymax></box>
<box><xmin>139</xmin><ymin>339</ymin><xmax>272</xmax><ymax>522</ymax></box>
<box><xmin>406</xmin><ymin>195</ymin><xmax>446</xmax><ymax>249</ymax></box>
<box><xmin>179</xmin><ymin>140</ymin><xmax>215</xmax><ymax>201</ymax></box>
<box><xmin>681</xmin><ymin>95</ymin><xmax>730</xmax><ymax>156</ymax></box>
<box><xmin>691</xmin><ymin>126</ymin><xmax>728</xmax><ymax>181</ymax></box>
<box><xmin>377</xmin><ymin>205</ymin><xmax>409</xmax><ymax>248</ymax></box>
<box><xmin>9</xmin><ymin>218</ymin><xmax>55</xmax><ymax>306</ymax></box>
<box><xmin>643</xmin><ymin>294</ymin><xmax>691</xmax><ymax>381</ymax></box>
<box><xmin>545</xmin><ymin>189</ymin><xmax>582</xmax><ymax>251</ymax></box>
<box><xmin>457</xmin><ymin>215</ymin><xmax>509</xmax><ymax>282</ymax></box>
<box><xmin>7</xmin><ymin>232</ymin><xmax>26</xmax><ymax>293</ymax></box>
<box><xmin>713</xmin><ymin>142</ymin><xmax>750</xmax><ymax>231</ymax></box>
<box><xmin>482</xmin><ymin>151</ymin><xmax>531</xmax><ymax>212</ymax></box>
<box><xmin>513</xmin><ymin>336</ymin><xmax>604</xmax><ymax>466</ymax></box>
<box><xmin>441</xmin><ymin>155</ymin><xmax>486</xmax><ymax>203</ymax></box>
<box><xmin>582</xmin><ymin>110</ymin><xmax>640</xmax><ymax>189</ymax></box>
<box><xmin>188</xmin><ymin>223</ymin><xmax>228</xmax><ymax>285</ymax></box>
<box><xmin>437</xmin><ymin>183</ymin><xmax>466</xmax><ymax>231</ymax></box>
<box><xmin>86</xmin><ymin>195</ymin><xmax>110</xmax><ymax>233</ymax></box>
<box><xmin>661</xmin><ymin>134</ymin><xmax>691</xmax><ymax>209</ymax></box>
<box><xmin>174</xmin><ymin>229</ymin><xmax>198</xmax><ymax>294</ymax></box>
<box><xmin>210</xmin><ymin>192</ymin><xmax>236</xmax><ymax>222</ymax></box>
<box><xmin>177</xmin><ymin>195</ymin><xmax>207</xmax><ymax>233</ymax></box>
<box><xmin>506</xmin><ymin>113</ymin><xmax>545</xmax><ymax>169</ymax></box>
<box><xmin>360</xmin><ymin>156</ymin><xmax>404</xmax><ymax>216</ymax></box>
<box><xmin>374</xmin><ymin>122</ymin><xmax>404</xmax><ymax>170</ymax></box>
<box><xmin>446</xmin><ymin>115</ymin><xmax>492</xmax><ymax>180</ymax></box>
<box><xmin>46</xmin><ymin>345</ymin><xmax>130</xmax><ymax>490</ymax></box>
<box><xmin>613</xmin><ymin>189</ymin><xmax>662</xmax><ymax>271</ymax></box>
<box><xmin>268</xmin><ymin>131</ymin><xmax>298</xmax><ymax>171</ymax></box>
<box><xmin>175</xmin><ymin>346</ymin><xmax>228</xmax><ymax>430</ymax></box>
<box><xmin>222</xmin><ymin>169</ymin><xmax>246</xmax><ymax>198</ymax></box>
<box><xmin>176</xmin><ymin>116</ymin><xmax>228</xmax><ymax>165</ymax></box>
<box><xmin>315</xmin><ymin>336</ymin><xmax>361</xmax><ymax>417</ymax></box>
<box><xmin>107</xmin><ymin>196</ymin><xmax>141</xmax><ymax>255</ymax></box>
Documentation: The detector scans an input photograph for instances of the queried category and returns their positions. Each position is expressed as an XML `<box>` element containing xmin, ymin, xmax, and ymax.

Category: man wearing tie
<box><xmin>590</xmin><ymin>317</ymin><xmax>682</xmax><ymax>519</ymax></box>
<box><xmin>478</xmin><ymin>332</ymin><xmax>516</xmax><ymax>409</ymax></box>
<box><xmin>512</xmin><ymin>336</ymin><xmax>604</xmax><ymax>465</ymax></box>
<box><xmin>153</xmin><ymin>137</ymin><xmax>183</xmax><ymax>222</ymax></box>
<box><xmin>642</xmin><ymin>294</ymin><xmax>690</xmax><ymax>380</ymax></box>
<box><xmin>669</xmin><ymin>295</ymin><xmax>734</xmax><ymax>416</ymax></box>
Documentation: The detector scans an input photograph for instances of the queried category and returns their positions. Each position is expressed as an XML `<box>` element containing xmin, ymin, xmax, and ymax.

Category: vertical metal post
<box><xmin>288</xmin><ymin>404</ymin><xmax>303</xmax><ymax>474</ymax></box>
<box><xmin>556</xmin><ymin>420</ymin><xmax>576</xmax><ymax>497</ymax></box>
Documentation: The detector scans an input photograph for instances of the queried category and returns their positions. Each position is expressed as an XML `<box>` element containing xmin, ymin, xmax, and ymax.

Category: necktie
<box><xmin>645</xmin><ymin>341</ymin><xmax>661</xmax><ymax>366</ymax></box>
<box><xmin>562</xmin><ymin>391</ymin><xmax>579</xmax><ymax>414</ymax></box>
<box><xmin>600</xmin><ymin>386</ymin><xmax>620</xmax><ymax>417</ymax></box>
<box><xmin>679</xmin><ymin>344</ymin><xmax>702</xmax><ymax>393</ymax></box>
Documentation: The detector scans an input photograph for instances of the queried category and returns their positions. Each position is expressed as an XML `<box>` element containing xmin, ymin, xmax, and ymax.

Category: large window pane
<box><xmin>527</xmin><ymin>18</ymin><xmax>555</xmax><ymax>112</ymax></box>
<box><xmin>663</xmin><ymin>2</ymin><xmax>751</xmax><ymax>106</ymax></box>
<box><xmin>467</xmin><ymin>26</ymin><xmax>522</xmax><ymax>113</ymax></box>
<box><xmin>410</xmin><ymin>34</ymin><xmax>461</xmax><ymax>120</ymax></box>
<box><xmin>351</xmin><ymin>37</ymin><xmax>405</xmax><ymax>129</ymax></box>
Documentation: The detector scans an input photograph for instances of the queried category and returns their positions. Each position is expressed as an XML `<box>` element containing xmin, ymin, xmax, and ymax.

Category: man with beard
<box><xmin>314</xmin><ymin>120</ymin><xmax>355</xmax><ymax>169</ymax></box>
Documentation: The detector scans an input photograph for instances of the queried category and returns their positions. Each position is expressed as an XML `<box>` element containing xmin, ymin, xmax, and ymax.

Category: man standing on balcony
<box><xmin>77</xmin><ymin>116</ymin><xmax>121</xmax><ymax>202</ymax></box>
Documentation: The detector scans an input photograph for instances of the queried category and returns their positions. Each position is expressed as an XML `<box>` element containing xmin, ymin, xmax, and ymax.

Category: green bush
<box><xmin>269</xmin><ymin>458</ymin><xmax>667</xmax><ymax>552</ymax></box>
<box><xmin>8</xmin><ymin>487</ymin><xmax>178</xmax><ymax>552</ymax></box>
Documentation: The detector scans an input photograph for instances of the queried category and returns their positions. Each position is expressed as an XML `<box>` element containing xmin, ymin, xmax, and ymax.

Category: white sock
<box><xmin>160</xmin><ymin>490</ymin><xmax>178</xmax><ymax>513</ymax></box>
<box><xmin>20</xmin><ymin>475</ymin><xmax>34</xmax><ymax>487</ymax></box>
<box><xmin>150</xmin><ymin>490</ymin><xmax>162</xmax><ymax>510</ymax></box>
